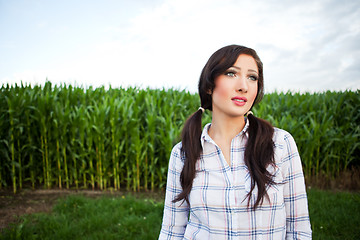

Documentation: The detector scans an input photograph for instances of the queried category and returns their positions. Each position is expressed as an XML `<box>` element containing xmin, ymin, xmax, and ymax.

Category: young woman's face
<box><xmin>211</xmin><ymin>54</ymin><xmax>259</xmax><ymax>118</ymax></box>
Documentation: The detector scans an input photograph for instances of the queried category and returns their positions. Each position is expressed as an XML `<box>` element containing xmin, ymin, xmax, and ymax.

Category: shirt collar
<box><xmin>200</xmin><ymin>119</ymin><xmax>250</xmax><ymax>149</ymax></box>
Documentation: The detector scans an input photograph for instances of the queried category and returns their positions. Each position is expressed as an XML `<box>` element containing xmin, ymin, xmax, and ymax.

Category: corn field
<box><xmin>0</xmin><ymin>82</ymin><xmax>359</xmax><ymax>193</ymax></box>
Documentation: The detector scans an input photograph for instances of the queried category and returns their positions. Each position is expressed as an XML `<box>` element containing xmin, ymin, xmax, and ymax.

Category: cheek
<box><xmin>249</xmin><ymin>83</ymin><xmax>258</xmax><ymax>102</ymax></box>
<box><xmin>213</xmin><ymin>78</ymin><xmax>229</xmax><ymax>99</ymax></box>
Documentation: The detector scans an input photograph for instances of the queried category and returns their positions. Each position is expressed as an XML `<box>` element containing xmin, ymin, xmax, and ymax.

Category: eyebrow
<box><xmin>230</xmin><ymin>66</ymin><xmax>258</xmax><ymax>74</ymax></box>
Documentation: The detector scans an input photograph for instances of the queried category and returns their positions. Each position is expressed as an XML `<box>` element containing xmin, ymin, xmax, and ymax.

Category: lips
<box><xmin>231</xmin><ymin>96</ymin><xmax>247</xmax><ymax>106</ymax></box>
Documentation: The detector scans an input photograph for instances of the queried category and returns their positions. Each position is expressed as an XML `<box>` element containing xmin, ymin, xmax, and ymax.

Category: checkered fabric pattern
<box><xmin>159</xmin><ymin>121</ymin><xmax>312</xmax><ymax>240</ymax></box>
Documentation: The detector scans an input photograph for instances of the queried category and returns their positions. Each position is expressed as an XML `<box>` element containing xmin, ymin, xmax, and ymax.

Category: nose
<box><xmin>236</xmin><ymin>75</ymin><xmax>248</xmax><ymax>93</ymax></box>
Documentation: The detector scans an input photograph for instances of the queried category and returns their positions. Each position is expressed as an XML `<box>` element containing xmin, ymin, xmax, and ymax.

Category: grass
<box><xmin>0</xmin><ymin>194</ymin><xmax>164</xmax><ymax>240</ymax></box>
<box><xmin>308</xmin><ymin>188</ymin><xmax>360</xmax><ymax>240</ymax></box>
<box><xmin>1</xmin><ymin>189</ymin><xmax>359</xmax><ymax>240</ymax></box>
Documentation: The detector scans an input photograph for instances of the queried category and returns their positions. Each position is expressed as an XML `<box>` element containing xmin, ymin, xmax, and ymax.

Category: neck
<box><xmin>209</xmin><ymin>112</ymin><xmax>245</xmax><ymax>142</ymax></box>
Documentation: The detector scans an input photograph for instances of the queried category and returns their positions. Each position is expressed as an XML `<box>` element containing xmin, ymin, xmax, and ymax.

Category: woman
<box><xmin>159</xmin><ymin>45</ymin><xmax>312</xmax><ymax>239</ymax></box>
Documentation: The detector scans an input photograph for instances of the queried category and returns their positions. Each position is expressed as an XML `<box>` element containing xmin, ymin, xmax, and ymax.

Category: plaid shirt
<box><xmin>159</xmin><ymin>121</ymin><xmax>312</xmax><ymax>240</ymax></box>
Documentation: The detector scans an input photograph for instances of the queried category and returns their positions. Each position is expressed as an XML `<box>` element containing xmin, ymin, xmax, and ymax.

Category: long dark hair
<box><xmin>173</xmin><ymin>45</ymin><xmax>275</xmax><ymax>209</ymax></box>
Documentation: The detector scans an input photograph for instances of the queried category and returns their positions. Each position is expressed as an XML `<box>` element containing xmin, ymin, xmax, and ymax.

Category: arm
<box><xmin>282</xmin><ymin>133</ymin><xmax>312</xmax><ymax>240</ymax></box>
<box><xmin>159</xmin><ymin>143</ymin><xmax>189</xmax><ymax>239</ymax></box>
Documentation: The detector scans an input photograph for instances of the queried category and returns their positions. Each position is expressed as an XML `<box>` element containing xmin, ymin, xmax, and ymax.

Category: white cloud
<box><xmin>1</xmin><ymin>0</ymin><xmax>359</xmax><ymax>92</ymax></box>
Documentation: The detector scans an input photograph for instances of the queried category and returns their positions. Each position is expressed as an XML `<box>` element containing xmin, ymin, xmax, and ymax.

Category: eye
<box><xmin>225</xmin><ymin>71</ymin><xmax>236</xmax><ymax>77</ymax></box>
<box><xmin>248</xmin><ymin>75</ymin><xmax>258</xmax><ymax>81</ymax></box>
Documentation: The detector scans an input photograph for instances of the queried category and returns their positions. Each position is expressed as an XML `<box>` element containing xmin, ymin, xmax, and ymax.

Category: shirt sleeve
<box><xmin>159</xmin><ymin>143</ymin><xmax>189</xmax><ymax>240</ymax></box>
<box><xmin>282</xmin><ymin>133</ymin><xmax>312</xmax><ymax>240</ymax></box>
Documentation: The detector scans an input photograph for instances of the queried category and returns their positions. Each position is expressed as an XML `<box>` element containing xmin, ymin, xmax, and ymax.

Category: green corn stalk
<box><xmin>40</xmin><ymin>117</ymin><xmax>50</xmax><ymax>188</ymax></box>
<box><xmin>53</xmin><ymin>114</ymin><xmax>62</xmax><ymax>189</ymax></box>
<box><xmin>0</xmin><ymin>87</ymin><xmax>7</xmax><ymax>189</ymax></box>
<box><xmin>78</xmin><ymin>106</ymin><xmax>87</xmax><ymax>189</ymax></box>
<box><xmin>118</xmin><ymin>95</ymin><xmax>134</xmax><ymax>191</ymax></box>
<box><xmin>132</xmin><ymin>127</ymin><xmax>141</xmax><ymax>192</ymax></box>
<box><xmin>6</xmin><ymin>96</ymin><xmax>17</xmax><ymax>193</ymax></box>
<box><xmin>62</xmin><ymin>94</ymin><xmax>70</xmax><ymax>189</ymax></box>
<box><xmin>70</xmin><ymin>109</ymin><xmax>79</xmax><ymax>189</ymax></box>
<box><xmin>25</xmin><ymin>107</ymin><xmax>36</xmax><ymax>189</ymax></box>
<box><xmin>56</xmin><ymin>138</ymin><xmax>61</xmax><ymax>188</ymax></box>
<box><xmin>36</xmin><ymin>83</ymin><xmax>53</xmax><ymax>189</ymax></box>
<box><xmin>17</xmin><ymin>136</ymin><xmax>22</xmax><ymax>190</ymax></box>
<box><xmin>145</xmin><ymin>95</ymin><xmax>157</xmax><ymax>191</ymax></box>
<box><xmin>52</xmin><ymin>89</ymin><xmax>62</xmax><ymax>189</ymax></box>
<box><xmin>62</xmin><ymin>139</ymin><xmax>69</xmax><ymax>189</ymax></box>
<box><xmin>86</xmin><ymin>105</ymin><xmax>95</xmax><ymax>190</ymax></box>
<box><xmin>92</xmin><ymin>90</ymin><xmax>109</xmax><ymax>190</ymax></box>
<box><xmin>109</xmin><ymin>95</ymin><xmax>120</xmax><ymax>190</ymax></box>
<box><xmin>44</xmin><ymin>117</ymin><xmax>50</xmax><ymax>188</ymax></box>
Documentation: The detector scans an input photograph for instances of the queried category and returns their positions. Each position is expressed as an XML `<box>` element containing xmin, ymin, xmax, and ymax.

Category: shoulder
<box><xmin>168</xmin><ymin>142</ymin><xmax>185</xmax><ymax>170</ymax></box>
<box><xmin>171</xmin><ymin>142</ymin><xmax>183</xmax><ymax>156</ymax></box>
<box><xmin>273</xmin><ymin>127</ymin><xmax>296</xmax><ymax>146</ymax></box>
<box><xmin>272</xmin><ymin>127</ymin><xmax>300</xmax><ymax>163</ymax></box>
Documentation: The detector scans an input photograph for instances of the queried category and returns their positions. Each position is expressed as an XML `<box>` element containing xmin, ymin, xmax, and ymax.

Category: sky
<box><xmin>1</xmin><ymin>0</ymin><xmax>359</xmax><ymax>93</ymax></box>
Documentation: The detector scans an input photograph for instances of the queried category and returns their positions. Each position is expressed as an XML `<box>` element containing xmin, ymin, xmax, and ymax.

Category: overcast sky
<box><xmin>1</xmin><ymin>0</ymin><xmax>359</xmax><ymax>93</ymax></box>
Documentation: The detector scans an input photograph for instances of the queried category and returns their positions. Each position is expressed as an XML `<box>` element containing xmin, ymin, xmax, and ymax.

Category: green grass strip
<box><xmin>1</xmin><ymin>189</ymin><xmax>359</xmax><ymax>240</ymax></box>
<box><xmin>307</xmin><ymin>188</ymin><xmax>360</xmax><ymax>240</ymax></box>
<box><xmin>1</xmin><ymin>195</ymin><xmax>164</xmax><ymax>240</ymax></box>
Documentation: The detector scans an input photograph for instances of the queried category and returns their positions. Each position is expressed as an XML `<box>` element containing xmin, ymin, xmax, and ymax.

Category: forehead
<box><xmin>232</xmin><ymin>54</ymin><xmax>258</xmax><ymax>71</ymax></box>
